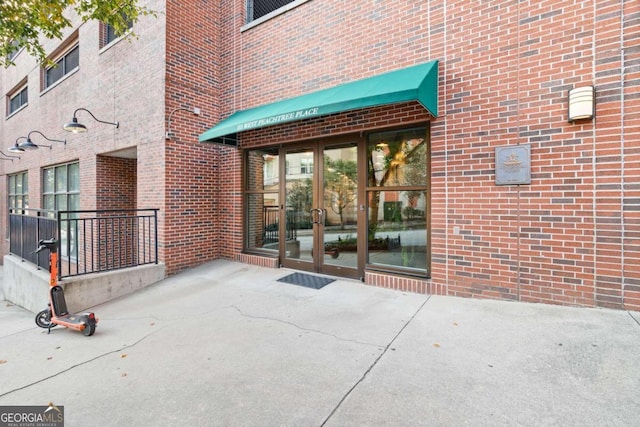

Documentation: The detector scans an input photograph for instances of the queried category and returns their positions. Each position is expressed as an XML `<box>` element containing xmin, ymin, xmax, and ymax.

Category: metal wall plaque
<box><xmin>495</xmin><ymin>144</ymin><xmax>531</xmax><ymax>185</ymax></box>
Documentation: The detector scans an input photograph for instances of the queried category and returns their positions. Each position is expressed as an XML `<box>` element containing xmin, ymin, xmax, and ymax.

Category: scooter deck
<box><xmin>56</xmin><ymin>314</ymin><xmax>87</xmax><ymax>325</ymax></box>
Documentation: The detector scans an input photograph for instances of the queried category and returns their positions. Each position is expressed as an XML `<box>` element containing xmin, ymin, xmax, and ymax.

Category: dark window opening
<box><xmin>8</xmin><ymin>86</ymin><xmax>28</xmax><ymax>115</ymax></box>
<box><xmin>45</xmin><ymin>45</ymin><xmax>79</xmax><ymax>89</ymax></box>
<box><xmin>247</xmin><ymin>0</ymin><xmax>295</xmax><ymax>22</ymax></box>
<box><xmin>6</xmin><ymin>40</ymin><xmax>22</xmax><ymax>62</ymax></box>
<box><xmin>102</xmin><ymin>18</ymin><xmax>133</xmax><ymax>48</ymax></box>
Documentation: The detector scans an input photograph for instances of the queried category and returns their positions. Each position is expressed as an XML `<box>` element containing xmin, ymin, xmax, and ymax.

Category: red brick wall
<box><xmin>96</xmin><ymin>155</ymin><xmax>136</xmax><ymax>210</ymax></box>
<box><xmin>164</xmin><ymin>1</ymin><xmax>222</xmax><ymax>274</ymax></box>
<box><xmin>0</xmin><ymin>2</ymin><xmax>167</xmax><ymax>259</ymax></box>
<box><xmin>216</xmin><ymin>0</ymin><xmax>639</xmax><ymax>310</ymax></box>
<box><xmin>1</xmin><ymin>0</ymin><xmax>636</xmax><ymax>310</ymax></box>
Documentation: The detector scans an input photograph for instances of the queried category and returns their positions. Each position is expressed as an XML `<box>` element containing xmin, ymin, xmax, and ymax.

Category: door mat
<box><xmin>277</xmin><ymin>272</ymin><xmax>335</xmax><ymax>289</ymax></box>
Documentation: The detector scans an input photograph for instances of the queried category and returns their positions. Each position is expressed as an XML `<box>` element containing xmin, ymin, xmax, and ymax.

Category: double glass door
<box><xmin>281</xmin><ymin>142</ymin><xmax>362</xmax><ymax>278</ymax></box>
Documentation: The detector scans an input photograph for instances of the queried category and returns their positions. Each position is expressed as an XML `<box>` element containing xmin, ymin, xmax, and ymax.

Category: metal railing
<box><xmin>9</xmin><ymin>208</ymin><xmax>158</xmax><ymax>279</ymax></box>
<box><xmin>262</xmin><ymin>206</ymin><xmax>298</xmax><ymax>244</ymax></box>
<box><xmin>9</xmin><ymin>208</ymin><xmax>57</xmax><ymax>271</ymax></box>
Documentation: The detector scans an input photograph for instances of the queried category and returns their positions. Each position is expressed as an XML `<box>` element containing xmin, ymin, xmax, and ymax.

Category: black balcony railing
<box><xmin>9</xmin><ymin>208</ymin><xmax>158</xmax><ymax>279</ymax></box>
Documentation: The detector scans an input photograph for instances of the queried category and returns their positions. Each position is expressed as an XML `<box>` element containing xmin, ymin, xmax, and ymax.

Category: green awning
<box><xmin>199</xmin><ymin>60</ymin><xmax>438</xmax><ymax>145</ymax></box>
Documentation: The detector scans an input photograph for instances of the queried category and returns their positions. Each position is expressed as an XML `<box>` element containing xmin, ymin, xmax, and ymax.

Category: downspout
<box><xmin>619</xmin><ymin>1</ymin><xmax>626</xmax><ymax>306</ymax></box>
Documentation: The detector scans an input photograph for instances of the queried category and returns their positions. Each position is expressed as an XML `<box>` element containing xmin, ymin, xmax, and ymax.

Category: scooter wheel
<box><xmin>82</xmin><ymin>324</ymin><xmax>96</xmax><ymax>336</ymax></box>
<box><xmin>35</xmin><ymin>309</ymin><xmax>56</xmax><ymax>329</ymax></box>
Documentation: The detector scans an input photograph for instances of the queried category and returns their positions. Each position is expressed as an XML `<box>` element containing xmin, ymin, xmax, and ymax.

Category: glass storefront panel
<box><xmin>247</xmin><ymin>147</ymin><xmax>280</xmax><ymax>191</ymax></box>
<box><xmin>367</xmin><ymin>190</ymin><xmax>427</xmax><ymax>272</ymax></box>
<box><xmin>244</xmin><ymin>125</ymin><xmax>429</xmax><ymax>278</ymax></box>
<box><xmin>323</xmin><ymin>144</ymin><xmax>358</xmax><ymax>270</ymax></box>
<box><xmin>368</xmin><ymin>128</ymin><xmax>427</xmax><ymax>187</ymax></box>
<box><xmin>246</xmin><ymin>147</ymin><xmax>281</xmax><ymax>253</ymax></box>
<box><xmin>284</xmin><ymin>149</ymin><xmax>314</xmax><ymax>262</ymax></box>
<box><xmin>246</xmin><ymin>193</ymin><xmax>280</xmax><ymax>253</ymax></box>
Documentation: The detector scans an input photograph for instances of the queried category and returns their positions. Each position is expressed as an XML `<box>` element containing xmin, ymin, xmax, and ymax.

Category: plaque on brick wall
<box><xmin>495</xmin><ymin>144</ymin><xmax>531</xmax><ymax>185</ymax></box>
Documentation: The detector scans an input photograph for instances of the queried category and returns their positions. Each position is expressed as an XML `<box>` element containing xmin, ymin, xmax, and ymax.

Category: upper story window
<box><xmin>7</xmin><ymin>82</ymin><xmax>28</xmax><ymax>116</ymax></box>
<box><xmin>247</xmin><ymin>0</ymin><xmax>296</xmax><ymax>23</ymax></box>
<box><xmin>44</xmin><ymin>44</ymin><xmax>79</xmax><ymax>90</ymax></box>
<box><xmin>300</xmin><ymin>157</ymin><xmax>313</xmax><ymax>175</ymax></box>
<box><xmin>100</xmin><ymin>18</ymin><xmax>133</xmax><ymax>48</ymax></box>
<box><xmin>6</xmin><ymin>40</ymin><xmax>23</xmax><ymax>63</ymax></box>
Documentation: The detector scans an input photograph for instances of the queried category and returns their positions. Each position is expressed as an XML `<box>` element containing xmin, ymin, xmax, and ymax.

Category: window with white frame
<box><xmin>300</xmin><ymin>157</ymin><xmax>313</xmax><ymax>175</ymax></box>
<box><xmin>44</xmin><ymin>44</ymin><xmax>79</xmax><ymax>89</ymax></box>
<box><xmin>7</xmin><ymin>83</ymin><xmax>28</xmax><ymax>116</ymax></box>
<box><xmin>101</xmin><ymin>18</ymin><xmax>133</xmax><ymax>48</ymax></box>
<box><xmin>6</xmin><ymin>39</ymin><xmax>22</xmax><ymax>62</ymax></box>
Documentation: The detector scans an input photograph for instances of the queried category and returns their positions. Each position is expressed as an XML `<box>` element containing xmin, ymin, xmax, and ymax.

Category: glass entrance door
<box><xmin>281</xmin><ymin>142</ymin><xmax>361</xmax><ymax>278</ymax></box>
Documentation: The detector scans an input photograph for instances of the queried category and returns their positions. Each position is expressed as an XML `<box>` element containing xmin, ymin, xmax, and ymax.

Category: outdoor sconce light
<box><xmin>1</xmin><ymin>149</ymin><xmax>21</xmax><ymax>161</ymax></box>
<box><xmin>166</xmin><ymin>106</ymin><xmax>201</xmax><ymax>139</ymax></box>
<box><xmin>19</xmin><ymin>130</ymin><xmax>66</xmax><ymax>150</ymax></box>
<box><xmin>8</xmin><ymin>137</ymin><xmax>27</xmax><ymax>153</ymax></box>
<box><xmin>63</xmin><ymin>108</ymin><xmax>119</xmax><ymax>133</ymax></box>
<box><xmin>568</xmin><ymin>86</ymin><xmax>595</xmax><ymax>122</ymax></box>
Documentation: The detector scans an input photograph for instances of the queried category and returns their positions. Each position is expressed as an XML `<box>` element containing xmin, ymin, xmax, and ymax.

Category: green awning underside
<box><xmin>199</xmin><ymin>60</ymin><xmax>438</xmax><ymax>145</ymax></box>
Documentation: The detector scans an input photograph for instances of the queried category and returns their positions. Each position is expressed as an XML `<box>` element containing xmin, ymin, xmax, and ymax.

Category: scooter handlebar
<box><xmin>31</xmin><ymin>238</ymin><xmax>58</xmax><ymax>254</ymax></box>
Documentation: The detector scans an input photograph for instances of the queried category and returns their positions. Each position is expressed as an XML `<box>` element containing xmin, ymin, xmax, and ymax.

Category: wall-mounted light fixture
<box><xmin>568</xmin><ymin>86</ymin><xmax>595</xmax><ymax>122</ymax></box>
<box><xmin>8</xmin><ymin>137</ymin><xmax>27</xmax><ymax>153</ymax></box>
<box><xmin>19</xmin><ymin>130</ymin><xmax>66</xmax><ymax>150</ymax></box>
<box><xmin>166</xmin><ymin>106</ymin><xmax>201</xmax><ymax>139</ymax></box>
<box><xmin>0</xmin><ymin>149</ymin><xmax>21</xmax><ymax>161</ymax></box>
<box><xmin>63</xmin><ymin>108</ymin><xmax>120</xmax><ymax>133</ymax></box>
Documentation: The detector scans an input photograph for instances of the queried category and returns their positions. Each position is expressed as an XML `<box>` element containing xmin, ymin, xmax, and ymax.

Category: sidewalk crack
<box><xmin>229</xmin><ymin>305</ymin><xmax>383</xmax><ymax>348</ymax></box>
<box><xmin>628</xmin><ymin>311</ymin><xmax>640</xmax><ymax>327</ymax></box>
<box><xmin>319</xmin><ymin>296</ymin><xmax>431</xmax><ymax>427</ymax></box>
<box><xmin>0</xmin><ymin>329</ymin><xmax>162</xmax><ymax>399</ymax></box>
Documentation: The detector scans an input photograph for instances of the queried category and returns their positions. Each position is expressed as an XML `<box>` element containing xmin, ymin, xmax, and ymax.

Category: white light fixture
<box><xmin>166</xmin><ymin>106</ymin><xmax>201</xmax><ymax>139</ymax></box>
<box><xmin>568</xmin><ymin>86</ymin><xmax>595</xmax><ymax>122</ymax></box>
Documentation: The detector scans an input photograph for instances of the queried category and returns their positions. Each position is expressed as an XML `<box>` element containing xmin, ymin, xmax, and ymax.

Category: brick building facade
<box><xmin>2</xmin><ymin>1</ymin><xmax>638</xmax><ymax>310</ymax></box>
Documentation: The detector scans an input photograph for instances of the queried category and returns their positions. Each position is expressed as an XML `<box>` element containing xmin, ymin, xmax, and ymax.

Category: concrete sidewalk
<box><xmin>1</xmin><ymin>260</ymin><xmax>639</xmax><ymax>426</ymax></box>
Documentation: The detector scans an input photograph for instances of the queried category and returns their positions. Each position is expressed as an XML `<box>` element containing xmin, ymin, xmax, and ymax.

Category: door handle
<box><xmin>310</xmin><ymin>208</ymin><xmax>324</xmax><ymax>225</ymax></box>
<box><xmin>310</xmin><ymin>208</ymin><xmax>320</xmax><ymax>224</ymax></box>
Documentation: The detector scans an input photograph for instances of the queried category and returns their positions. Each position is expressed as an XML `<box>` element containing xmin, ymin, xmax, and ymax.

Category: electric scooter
<box><xmin>34</xmin><ymin>238</ymin><xmax>98</xmax><ymax>336</ymax></box>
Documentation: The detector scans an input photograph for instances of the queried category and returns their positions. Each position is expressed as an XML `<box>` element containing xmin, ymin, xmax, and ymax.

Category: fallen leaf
<box><xmin>121</xmin><ymin>373</ymin><xmax>127</xmax><ymax>377</ymax></box>
<box><xmin>121</xmin><ymin>354</ymin><xmax>127</xmax><ymax>358</ymax></box>
<box><xmin>47</xmin><ymin>357</ymin><xmax>53</xmax><ymax>360</ymax></box>
<box><xmin>150</xmin><ymin>322</ymin><xmax>155</xmax><ymax>326</ymax></box>
<box><xmin>0</xmin><ymin>360</ymin><xmax>7</xmax><ymax>364</ymax></box>
<box><xmin>453</xmin><ymin>322</ymin><xmax>458</xmax><ymax>326</ymax></box>
<box><xmin>433</xmin><ymin>343</ymin><xmax>440</xmax><ymax>348</ymax></box>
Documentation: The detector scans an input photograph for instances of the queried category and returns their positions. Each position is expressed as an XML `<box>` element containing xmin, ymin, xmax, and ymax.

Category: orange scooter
<box><xmin>34</xmin><ymin>238</ymin><xmax>98</xmax><ymax>336</ymax></box>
